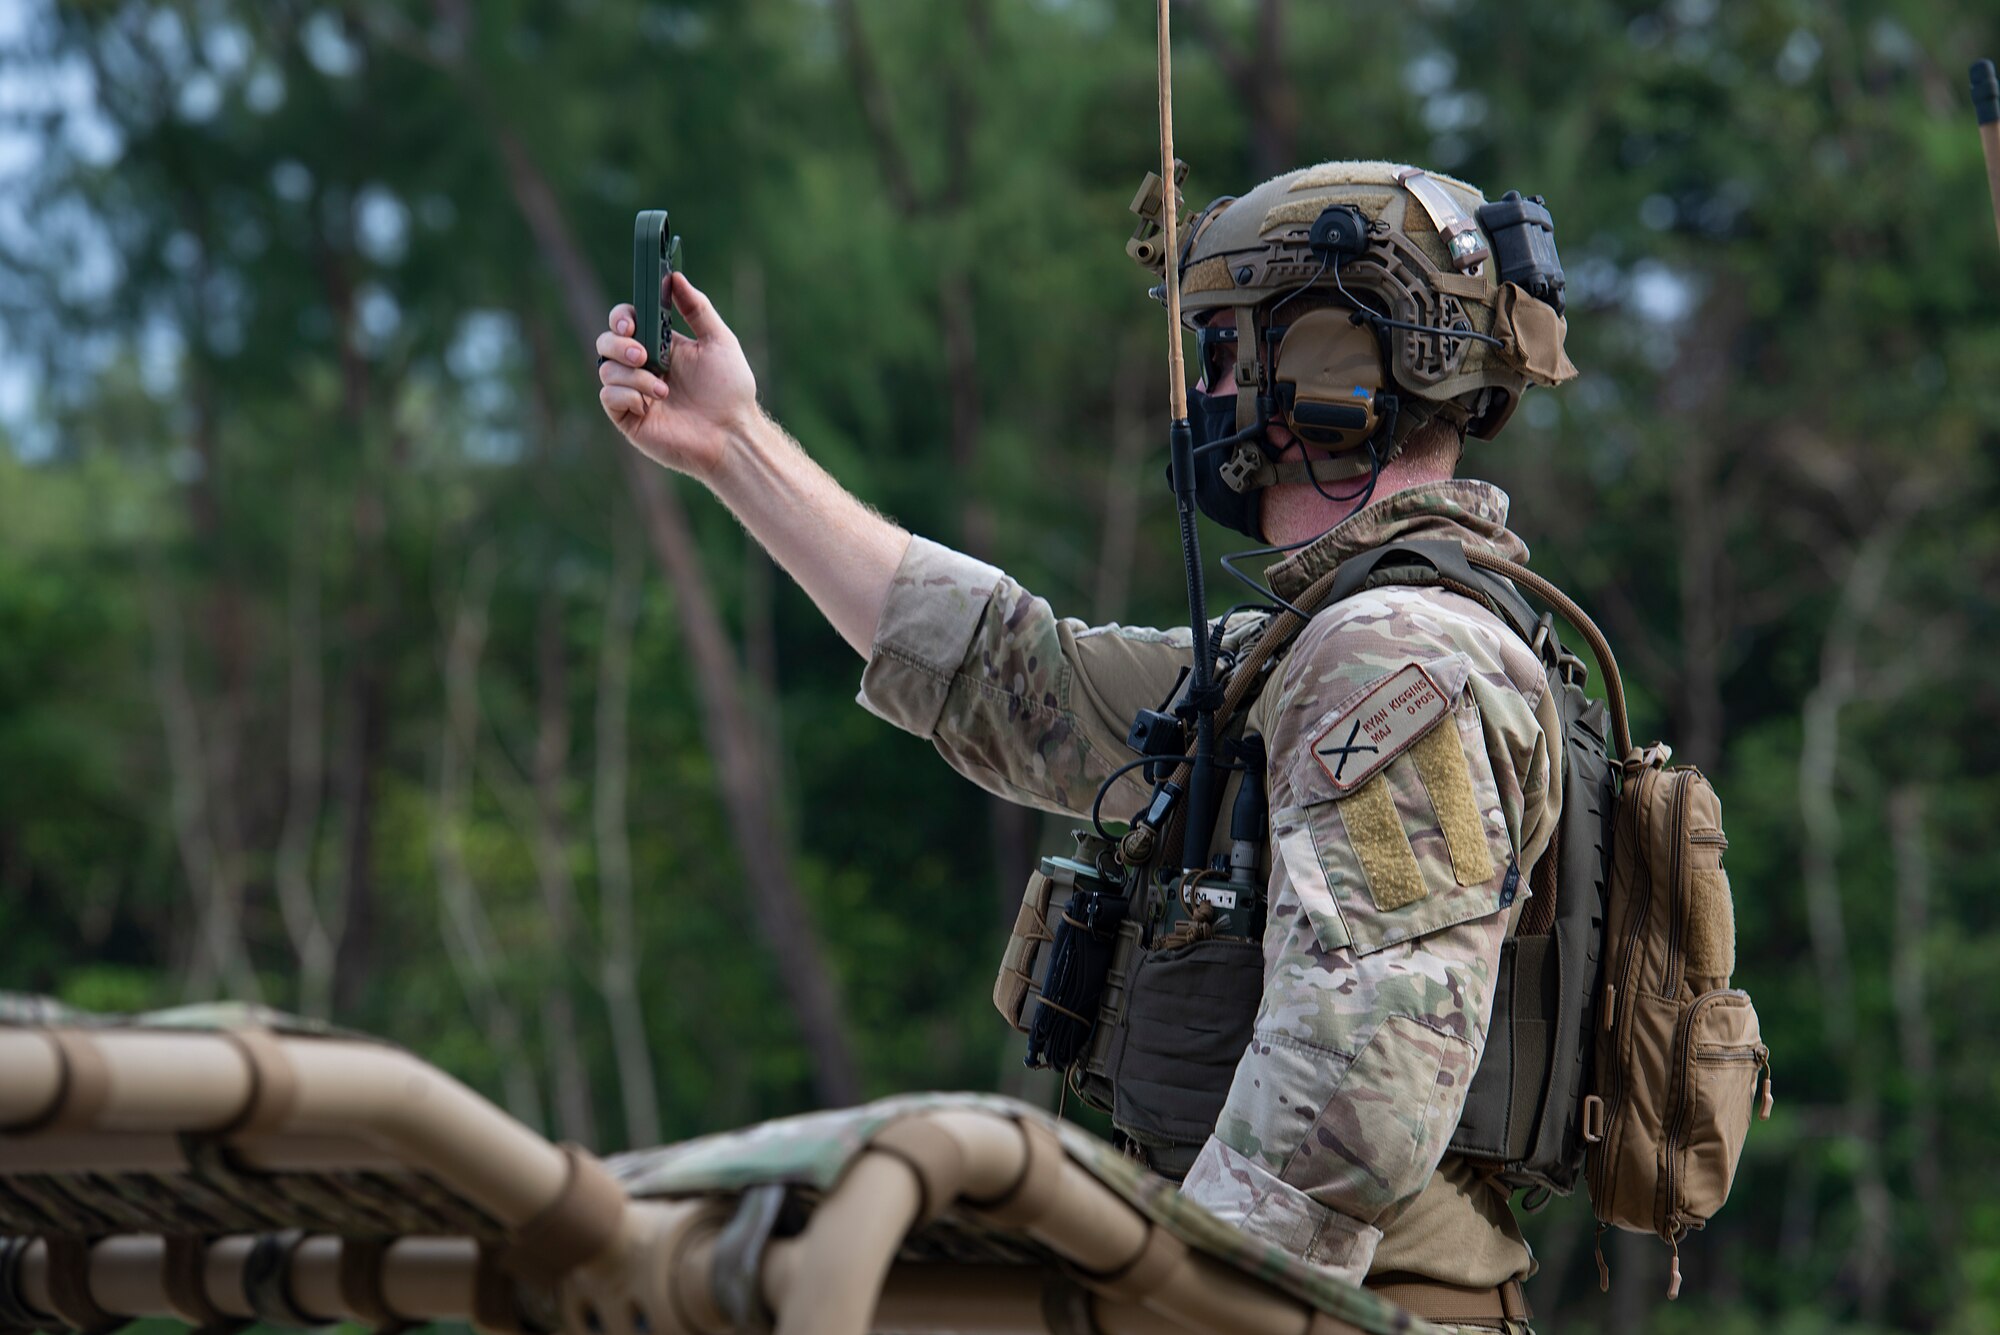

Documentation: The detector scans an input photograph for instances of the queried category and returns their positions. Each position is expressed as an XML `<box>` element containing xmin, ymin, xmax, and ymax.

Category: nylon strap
<box><xmin>337</xmin><ymin>1237</ymin><xmax>409</xmax><ymax>1332</ymax></box>
<box><xmin>242</xmin><ymin>1230</ymin><xmax>319</xmax><ymax>1328</ymax></box>
<box><xmin>1244</xmin><ymin>451</ymin><xmax>1374</xmax><ymax>489</ymax></box>
<box><xmin>42</xmin><ymin>1238</ymin><xmax>118</xmax><ymax>1335</ymax></box>
<box><xmin>0</xmin><ymin>1239</ymin><xmax>46</xmax><ymax>1332</ymax></box>
<box><xmin>162</xmin><ymin>1235</ymin><xmax>246</xmax><ymax>1332</ymax></box>
<box><xmin>471</xmin><ymin>1246</ymin><xmax>530</xmax><ymax>1335</ymax></box>
<box><xmin>1366</xmin><ymin>1276</ymin><xmax>1531</xmax><ymax>1323</ymax></box>
<box><xmin>1394</xmin><ymin>167</ymin><xmax>1491</xmax><ymax>273</ymax></box>
<box><xmin>498</xmin><ymin>1144</ymin><xmax>626</xmax><ymax>1287</ymax></box>
<box><xmin>19</xmin><ymin>1032</ymin><xmax>113</xmax><ymax>1135</ymax></box>
<box><xmin>217</xmin><ymin>1028</ymin><xmax>300</xmax><ymax>1137</ymax></box>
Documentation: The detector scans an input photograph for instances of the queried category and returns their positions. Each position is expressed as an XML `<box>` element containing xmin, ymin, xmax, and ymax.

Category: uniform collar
<box><xmin>1262</xmin><ymin>479</ymin><xmax>1531</xmax><ymax>602</ymax></box>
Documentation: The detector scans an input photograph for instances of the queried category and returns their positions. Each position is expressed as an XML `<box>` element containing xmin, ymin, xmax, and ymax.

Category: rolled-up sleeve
<box><xmin>857</xmin><ymin>536</ymin><xmax>1193</xmax><ymax>818</ymax></box>
<box><xmin>858</xmin><ymin>536</ymin><xmax>1007</xmax><ymax>736</ymax></box>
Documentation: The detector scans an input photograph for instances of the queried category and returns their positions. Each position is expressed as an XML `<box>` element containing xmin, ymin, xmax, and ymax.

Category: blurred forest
<box><xmin>1</xmin><ymin>0</ymin><xmax>1998</xmax><ymax>1330</ymax></box>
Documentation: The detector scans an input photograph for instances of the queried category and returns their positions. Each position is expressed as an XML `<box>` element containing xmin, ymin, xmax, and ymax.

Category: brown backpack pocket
<box><xmin>1662</xmin><ymin>989</ymin><xmax>1769</xmax><ymax>1238</ymax></box>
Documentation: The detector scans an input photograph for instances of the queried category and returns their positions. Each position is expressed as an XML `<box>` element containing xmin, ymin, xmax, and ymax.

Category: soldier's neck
<box><xmin>1260</xmin><ymin>454</ymin><xmax>1456</xmax><ymax>548</ymax></box>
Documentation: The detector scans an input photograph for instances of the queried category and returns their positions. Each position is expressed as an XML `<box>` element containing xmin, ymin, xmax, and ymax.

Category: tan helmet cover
<box><xmin>1157</xmin><ymin>160</ymin><xmax>1578</xmax><ymax>444</ymax></box>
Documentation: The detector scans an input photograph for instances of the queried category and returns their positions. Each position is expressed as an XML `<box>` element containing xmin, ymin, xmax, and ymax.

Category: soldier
<box><xmin>596</xmin><ymin>161</ymin><xmax>1577</xmax><ymax>1335</ymax></box>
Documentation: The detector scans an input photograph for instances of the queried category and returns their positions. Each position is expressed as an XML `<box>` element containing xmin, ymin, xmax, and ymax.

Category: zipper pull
<box><xmin>1666</xmin><ymin>1241</ymin><xmax>1683</xmax><ymax>1300</ymax></box>
<box><xmin>1758</xmin><ymin>1049</ymin><xmax>1774</xmax><ymax>1121</ymax></box>
<box><xmin>1602</xmin><ymin>982</ymin><xmax>1617</xmax><ymax>1031</ymax></box>
<box><xmin>1594</xmin><ymin>1225</ymin><xmax>1611</xmax><ymax>1291</ymax></box>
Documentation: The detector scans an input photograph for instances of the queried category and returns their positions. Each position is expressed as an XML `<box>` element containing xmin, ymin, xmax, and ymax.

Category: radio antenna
<box><xmin>1153</xmin><ymin>0</ymin><xmax>1221</xmax><ymax>870</ymax></box>
<box><xmin>1973</xmin><ymin>60</ymin><xmax>2000</xmax><ymax>252</ymax></box>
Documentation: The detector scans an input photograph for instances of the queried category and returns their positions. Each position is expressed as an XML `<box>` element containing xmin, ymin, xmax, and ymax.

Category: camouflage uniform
<box><xmin>859</xmin><ymin>479</ymin><xmax>1559</xmax><ymax>1317</ymax></box>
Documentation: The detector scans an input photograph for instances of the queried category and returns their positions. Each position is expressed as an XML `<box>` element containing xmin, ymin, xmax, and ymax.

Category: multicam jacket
<box><xmin>857</xmin><ymin>480</ymin><xmax>1562</xmax><ymax>1289</ymax></box>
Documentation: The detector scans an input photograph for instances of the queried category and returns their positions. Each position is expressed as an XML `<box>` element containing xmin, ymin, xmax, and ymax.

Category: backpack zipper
<box><xmin>1662</xmin><ymin>771</ymin><xmax>1692</xmax><ymax>989</ymax></box>
<box><xmin>1591</xmin><ymin>766</ymin><xmax>1659</xmax><ymax>1196</ymax></box>
<box><xmin>1659</xmin><ymin>987</ymin><xmax>1752</xmax><ymax>1234</ymax></box>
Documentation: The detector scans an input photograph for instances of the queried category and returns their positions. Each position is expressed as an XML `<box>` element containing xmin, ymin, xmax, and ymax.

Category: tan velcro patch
<box><xmin>1261</xmin><ymin>198</ymin><xmax>1333</xmax><ymax>233</ymax></box>
<box><xmin>1183</xmin><ymin>256</ymin><xmax>1235</xmax><ymax>293</ymax></box>
<box><xmin>1340</xmin><ymin>773</ymin><xmax>1426</xmax><ymax>911</ymax></box>
<box><xmin>1285</xmin><ymin>161</ymin><xmax>1481</xmax><ymax>195</ymax></box>
<box><xmin>1685</xmin><ymin>868</ymin><xmax>1737</xmax><ymax>979</ymax></box>
<box><xmin>1409</xmin><ymin>723</ymin><xmax>1497</xmax><ymax>887</ymax></box>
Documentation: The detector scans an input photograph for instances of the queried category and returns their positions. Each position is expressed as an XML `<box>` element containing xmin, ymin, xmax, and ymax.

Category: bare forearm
<box><xmin>704</xmin><ymin>407</ymin><xmax>910</xmax><ymax>658</ymax></box>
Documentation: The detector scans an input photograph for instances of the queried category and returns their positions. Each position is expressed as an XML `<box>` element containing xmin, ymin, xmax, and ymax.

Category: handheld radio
<box><xmin>632</xmin><ymin>210</ymin><xmax>683</xmax><ymax>375</ymax></box>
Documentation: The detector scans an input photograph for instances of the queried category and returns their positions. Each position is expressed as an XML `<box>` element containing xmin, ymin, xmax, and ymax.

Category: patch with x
<box><xmin>1310</xmin><ymin>663</ymin><xmax>1451</xmax><ymax>794</ymax></box>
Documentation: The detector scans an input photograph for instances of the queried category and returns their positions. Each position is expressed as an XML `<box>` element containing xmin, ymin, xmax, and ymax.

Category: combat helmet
<box><xmin>1128</xmin><ymin>159</ymin><xmax>1579</xmax><ymax>538</ymax></box>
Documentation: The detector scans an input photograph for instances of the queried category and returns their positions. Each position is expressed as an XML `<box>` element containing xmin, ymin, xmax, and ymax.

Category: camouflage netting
<box><xmin>607</xmin><ymin>1092</ymin><xmax>1425</xmax><ymax>1334</ymax></box>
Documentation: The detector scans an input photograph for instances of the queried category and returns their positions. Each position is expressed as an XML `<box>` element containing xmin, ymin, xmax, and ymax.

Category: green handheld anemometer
<box><xmin>633</xmin><ymin>210</ymin><xmax>683</xmax><ymax>375</ymax></box>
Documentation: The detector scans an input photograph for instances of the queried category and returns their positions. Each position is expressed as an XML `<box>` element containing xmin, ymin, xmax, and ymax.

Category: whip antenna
<box><xmin>1974</xmin><ymin>60</ymin><xmax>2000</xmax><ymax>252</ymax></box>
<box><xmin>1153</xmin><ymin>0</ymin><xmax>1221</xmax><ymax>870</ymax></box>
<box><xmin>1157</xmin><ymin>0</ymin><xmax>1188</xmax><ymax>417</ymax></box>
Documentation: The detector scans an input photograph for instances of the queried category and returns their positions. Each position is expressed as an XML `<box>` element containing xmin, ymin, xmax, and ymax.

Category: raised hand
<box><xmin>596</xmin><ymin>272</ymin><xmax>758</xmax><ymax>481</ymax></box>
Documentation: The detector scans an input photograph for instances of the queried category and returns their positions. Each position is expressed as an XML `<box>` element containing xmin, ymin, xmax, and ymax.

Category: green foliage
<box><xmin>0</xmin><ymin>0</ymin><xmax>1996</xmax><ymax>1328</ymax></box>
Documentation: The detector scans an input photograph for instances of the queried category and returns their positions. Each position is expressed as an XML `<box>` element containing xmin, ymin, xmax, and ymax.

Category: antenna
<box><xmin>1975</xmin><ymin>60</ymin><xmax>2000</xmax><ymax>251</ymax></box>
<box><xmin>1153</xmin><ymin>0</ymin><xmax>1221</xmax><ymax>871</ymax></box>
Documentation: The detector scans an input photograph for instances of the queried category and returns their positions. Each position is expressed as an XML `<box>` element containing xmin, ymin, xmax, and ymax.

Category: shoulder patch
<box><xmin>1311</xmin><ymin>663</ymin><xmax>1450</xmax><ymax>794</ymax></box>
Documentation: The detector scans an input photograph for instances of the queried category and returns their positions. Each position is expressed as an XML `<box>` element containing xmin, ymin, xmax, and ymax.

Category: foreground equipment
<box><xmin>0</xmin><ymin>1000</ymin><xmax>1434</xmax><ymax>1335</ymax></box>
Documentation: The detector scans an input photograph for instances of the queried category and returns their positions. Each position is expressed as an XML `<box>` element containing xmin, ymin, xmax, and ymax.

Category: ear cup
<box><xmin>1272</xmin><ymin>310</ymin><xmax>1385</xmax><ymax>452</ymax></box>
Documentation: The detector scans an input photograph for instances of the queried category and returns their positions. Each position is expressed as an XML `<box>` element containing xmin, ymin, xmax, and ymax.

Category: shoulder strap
<box><xmin>1131</xmin><ymin>541</ymin><xmax>1637</xmax><ymax>864</ymax></box>
<box><xmin>1319</xmin><ymin>539</ymin><xmax>1636</xmax><ymax>763</ymax></box>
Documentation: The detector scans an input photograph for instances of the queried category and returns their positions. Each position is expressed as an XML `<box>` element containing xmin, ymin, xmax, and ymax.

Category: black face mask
<box><xmin>1182</xmin><ymin>386</ymin><xmax>1265</xmax><ymax>541</ymax></box>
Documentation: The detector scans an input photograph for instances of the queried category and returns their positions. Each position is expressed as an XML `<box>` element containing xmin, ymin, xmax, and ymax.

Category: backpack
<box><xmin>1444</xmin><ymin>546</ymin><xmax>1774</xmax><ymax>1297</ymax></box>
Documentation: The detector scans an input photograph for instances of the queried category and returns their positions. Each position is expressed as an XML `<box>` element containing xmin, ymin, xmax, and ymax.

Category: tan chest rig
<box><xmin>992</xmin><ymin>541</ymin><xmax>1621</xmax><ymax>1195</ymax></box>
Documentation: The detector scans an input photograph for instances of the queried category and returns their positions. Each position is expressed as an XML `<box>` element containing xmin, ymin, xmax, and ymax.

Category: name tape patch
<box><xmin>1311</xmin><ymin>663</ymin><xmax>1451</xmax><ymax>794</ymax></box>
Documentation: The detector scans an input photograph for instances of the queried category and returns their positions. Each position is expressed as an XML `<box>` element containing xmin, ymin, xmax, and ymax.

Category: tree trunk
<box><xmin>1795</xmin><ymin>499</ymin><xmax>1920</xmax><ymax>1318</ymax></box>
<box><xmin>146</xmin><ymin>578</ymin><xmax>260</xmax><ymax>1003</ymax></box>
<box><xmin>594</xmin><ymin>530</ymin><xmax>661</xmax><ymax>1148</ymax></box>
<box><xmin>435</xmin><ymin>546</ymin><xmax>546</xmax><ymax>1129</ymax></box>
<box><xmin>1889</xmin><ymin>785</ymin><xmax>1953</xmax><ymax>1280</ymax></box>
<box><xmin>273</xmin><ymin>509</ymin><xmax>344</xmax><ymax>1021</ymax></box>
<box><xmin>521</xmin><ymin>313</ymin><xmax>603</xmax><ymax>1148</ymax></box>
<box><xmin>533</xmin><ymin>587</ymin><xmax>600</xmax><ymax>1148</ymax></box>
